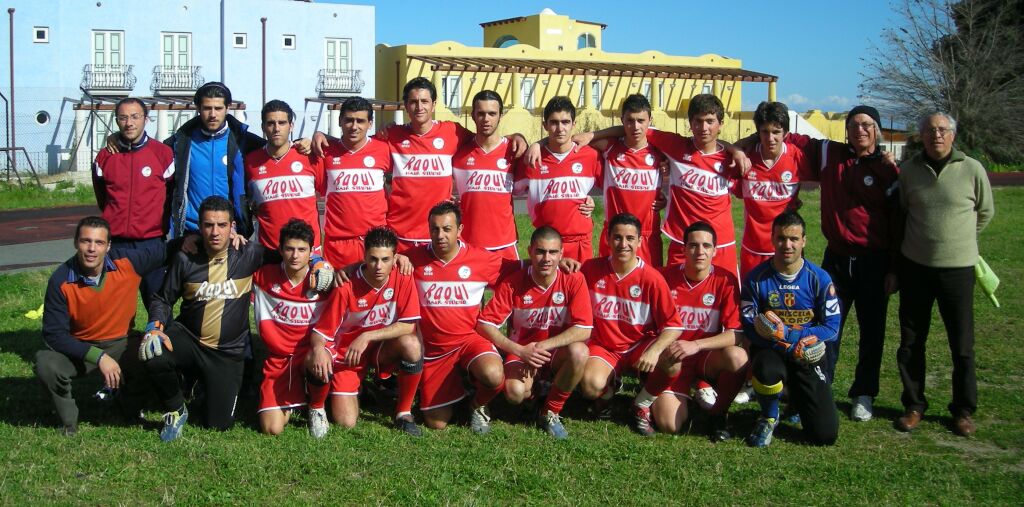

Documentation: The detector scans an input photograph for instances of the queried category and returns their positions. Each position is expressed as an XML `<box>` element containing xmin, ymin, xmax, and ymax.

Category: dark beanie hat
<box><xmin>846</xmin><ymin>105</ymin><xmax>880</xmax><ymax>126</ymax></box>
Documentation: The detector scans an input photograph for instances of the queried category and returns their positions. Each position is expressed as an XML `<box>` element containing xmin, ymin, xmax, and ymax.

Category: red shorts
<box><xmin>561</xmin><ymin>235</ymin><xmax>593</xmax><ymax>262</ymax></box>
<box><xmin>587</xmin><ymin>337</ymin><xmax>656</xmax><ymax>376</ymax></box>
<box><xmin>664</xmin><ymin>349</ymin><xmax>715</xmax><ymax>398</ymax></box>
<box><xmin>599</xmin><ymin>230</ymin><xmax>663</xmax><ymax>267</ymax></box>
<box><xmin>740</xmin><ymin>246</ymin><xmax>772</xmax><ymax>281</ymax></box>
<box><xmin>667</xmin><ymin>241</ymin><xmax>738</xmax><ymax>278</ymax></box>
<box><xmin>324</xmin><ymin>236</ymin><xmax>365</xmax><ymax>268</ymax></box>
<box><xmin>420</xmin><ymin>336</ymin><xmax>500</xmax><ymax>411</ymax></box>
<box><xmin>329</xmin><ymin>342</ymin><xmax>399</xmax><ymax>396</ymax></box>
<box><xmin>258</xmin><ymin>351</ymin><xmax>310</xmax><ymax>412</ymax></box>
<box><xmin>485</xmin><ymin>243</ymin><xmax>520</xmax><ymax>261</ymax></box>
<box><xmin>397</xmin><ymin>238</ymin><xmax>430</xmax><ymax>255</ymax></box>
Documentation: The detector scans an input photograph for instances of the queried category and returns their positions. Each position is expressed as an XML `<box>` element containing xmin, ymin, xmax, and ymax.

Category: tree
<box><xmin>860</xmin><ymin>0</ymin><xmax>1024</xmax><ymax>163</ymax></box>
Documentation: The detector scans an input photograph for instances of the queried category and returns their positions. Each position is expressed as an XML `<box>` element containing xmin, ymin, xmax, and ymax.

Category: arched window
<box><xmin>494</xmin><ymin>35</ymin><xmax>519</xmax><ymax>48</ymax></box>
<box><xmin>577</xmin><ymin>33</ymin><xmax>596</xmax><ymax>49</ymax></box>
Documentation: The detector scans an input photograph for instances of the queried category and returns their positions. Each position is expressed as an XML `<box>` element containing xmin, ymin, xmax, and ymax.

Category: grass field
<box><xmin>1</xmin><ymin>188</ymin><xmax>1021</xmax><ymax>505</ymax></box>
<box><xmin>0</xmin><ymin>181</ymin><xmax>95</xmax><ymax>211</ymax></box>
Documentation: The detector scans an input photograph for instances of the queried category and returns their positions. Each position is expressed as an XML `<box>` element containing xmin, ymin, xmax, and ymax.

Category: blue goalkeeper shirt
<box><xmin>740</xmin><ymin>258</ymin><xmax>841</xmax><ymax>350</ymax></box>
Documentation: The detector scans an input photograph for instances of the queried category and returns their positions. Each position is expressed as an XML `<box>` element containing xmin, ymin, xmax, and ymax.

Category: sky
<box><xmin>326</xmin><ymin>0</ymin><xmax>902</xmax><ymax>112</ymax></box>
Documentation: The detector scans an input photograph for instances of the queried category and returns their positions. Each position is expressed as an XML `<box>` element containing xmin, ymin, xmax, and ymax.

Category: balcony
<box><xmin>151</xmin><ymin>65</ymin><xmax>205</xmax><ymax>96</ymax></box>
<box><xmin>316</xmin><ymin>69</ymin><xmax>365</xmax><ymax>97</ymax></box>
<box><xmin>80</xmin><ymin>64</ymin><xmax>137</xmax><ymax>95</ymax></box>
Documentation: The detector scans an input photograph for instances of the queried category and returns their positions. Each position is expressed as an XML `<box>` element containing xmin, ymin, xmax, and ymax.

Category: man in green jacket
<box><xmin>894</xmin><ymin>112</ymin><xmax>994</xmax><ymax>437</ymax></box>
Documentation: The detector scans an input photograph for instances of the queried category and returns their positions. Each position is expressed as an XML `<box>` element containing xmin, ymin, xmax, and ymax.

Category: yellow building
<box><xmin>375</xmin><ymin>8</ymin><xmax>778</xmax><ymax>142</ymax></box>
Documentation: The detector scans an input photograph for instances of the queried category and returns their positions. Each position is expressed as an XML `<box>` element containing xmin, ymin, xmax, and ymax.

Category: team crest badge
<box><xmin>768</xmin><ymin>290</ymin><xmax>781</xmax><ymax>308</ymax></box>
<box><xmin>383</xmin><ymin>288</ymin><xmax>394</xmax><ymax>300</ymax></box>
<box><xmin>291</xmin><ymin>161</ymin><xmax>304</xmax><ymax>173</ymax></box>
<box><xmin>523</xmin><ymin>295</ymin><xmax>534</xmax><ymax>305</ymax></box>
<box><xmin>863</xmin><ymin>175</ymin><xmax>875</xmax><ymax>186</ymax></box>
<box><xmin>571</xmin><ymin>162</ymin><xmax>584</xmax><ymax>174</ymax></box>
<box><xmin>497</xmin><ymin>158</ymin><xmax>508</xmax><ymax>169</ymax></box>
<box><xmin>713</xmin><ymin>162</ymin><xmax>722</xmax><ymax>173</ymax></box>
<box><xmin>671</xmin><ymin>289</ymin><xmax>678</xmax><ymax>299</ymax></box>
<box><xmin>358</xmin><ymin>298</ymin><xmax>368</xmax><ymax>308</ymax></box>
<box><xmin>363</xmin><ymin>156</ymin><xmax>375</xmax><ymax>168</ymax></box>
<box><xmin>702</xmin><ymin>293</ymin><xmax>715</xmax><ymax>306</ymax></box>
<box><xmin>458</xmin><ymin>266</ymin><xmax>471</xmax><ymax>279</ymax></box>
<box><xmin>781</xmin><ymin>171</ymin><xmax>793</xmax><ymax>183</ymax></box>
<box><xmin>141</xmin><ymin>166</ymin><xmax>152</xmax><ymax>177</ymax></box>
<box><xmin>553</xmin><ymin>292</ymin><xmax>565</xmax><ymax>304</ymax></box>
<box><xmin>423</xmin><ymin>266</ymin><xmax>434</xmax><ymax>277</ymax></box>
<box><xmin>432</xmin><ymin>137</ymin><xmax>445</xmax><ymax>150</ymax></box>
<box><xmin>645</xmin><ymin>154</ymin><xmax>655</xmax><ymax>166</ymax></box>
<box><xmin>784</xmin><ymin>292</ymin><xmax>796</xmax><ymax>307</ymax></box>
<box><xmin>221</xmin><ymin>155</ymin><xmax>228</xmax><ymax>166</ymax></box>
<box><xmin>629</xmin><ymin>285</ymin><xmax>642</xmax><ymax>298</ymax></box>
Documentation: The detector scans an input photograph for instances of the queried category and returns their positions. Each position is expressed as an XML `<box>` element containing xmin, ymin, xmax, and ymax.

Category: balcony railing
<box><xmin>316</xmin><ymin>69</ymin><xmax>365</xmax><ymax>96</ymax></box>
<box><xmin>80</xmin><ymin>64</ymin><xmax>137</xmax><ymax>93</ymax></box>
<box><xmin>151</xmin><ymin>65</ymin><xmax>204</xmax><ymax>95</ymax></box>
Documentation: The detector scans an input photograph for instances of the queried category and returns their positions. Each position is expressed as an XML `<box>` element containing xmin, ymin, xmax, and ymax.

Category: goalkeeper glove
<box><xmin>139</xmin><ymin>321</ymin><xmax>171</xmax><ymax>361</ymax></box>
<box><xmin>309</xmin><ymin>256</ymin><xmax>335</xmax><ymax>292</ymax></box>
<box><xmin>790</xmin><ymin>336</ymin><xmax>826</xmax><ymax>365</ymax></box>
<box><xmin>753</xmin><ymin>311</ymin><xmax>801</xmax><ymax>344</ymax></box>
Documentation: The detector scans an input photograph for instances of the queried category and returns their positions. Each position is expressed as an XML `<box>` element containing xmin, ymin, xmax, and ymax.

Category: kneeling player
<box><xmin>579</xmin><ymin>213</ymin><xmax>683</xmax><ymax>429</ymax></box>
<box><xmin>632</xmin><ymin>221</ymin><xmax>748</xmax><ymax>439</ymax></box>
<box><xmin>741</xmin><ymin>211</ymin><xmax>840</xmax><ymax>447</ymax></box>
<box><xmin>253</xmin><ymin>219</ymin><xmax>332</xmax><ymax>437</ymax></box>
<box><xmin>310</xmin><ymin>226</ymin><xmax>424</xmax><ymax>436</ymax></box>
<box><xmin>477</xmin><ymin>226</ymin><xmax>593</xmax><ymax>439</ymax></box>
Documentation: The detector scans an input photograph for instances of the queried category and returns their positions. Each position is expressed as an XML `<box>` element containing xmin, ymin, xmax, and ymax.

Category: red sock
<box><xmin>307</xmin><ymin>381</ymin><xmax>330</xmax><ymax>410</ymax></box>
<box><xmin>473</xmin><ymin>379</ymin><xmax>505</xmax><ymax>407</ymax></box>
<box><xmin>709</xmin><ymin>369</ymin><xmax>746</xmax><ymax>416</ymax></box>
<box><xmin>544</xmin><ymin>385</ymin><xmax>572</xmax><ymax>415</ymax></box>
<box><xmin>395</xmin><ymin>369</ymin><xmax>422</xmax><ymax>416</ymax></box>
<box><xmin>643</xmin><ymin>368</ymin><xmax>678</xmax><ymax>399</ymax></box>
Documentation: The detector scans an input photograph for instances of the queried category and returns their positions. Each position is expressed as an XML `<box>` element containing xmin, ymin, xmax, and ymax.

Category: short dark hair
<box><xmin>278</xmin><ymin>218</ymin><xmax>313</xmax><ymax>249</ymax></box>
<box><xmin>607</xmin><ymin>212</ymin><xmax>642</xmax><ymax>237</ymax></box>
<box><xmin>472</xmin><ymin>90</ymin><xmax>504</xmax><ymax>115</ymax></box>
<box><xmin>530</xmin><ymin>225</ymin><xmax>562</xmax><ymax>245</ymax></box>
<box><xmin>683</xmin><ymin>221</ymin><xmax>717</xmax><ymax>246</ymax></box>
<box><xmin>688</xmin><ymin>93</ymin><xmax>724</xmax><ymax>122</ymax></box>
<box><xmin>194</xmin><ymin>81</ymin><xmax>232</xmax><ymax>108</ymax></box>
<box><xmin>753</xmin><ymin>101</ymin><xmax>790</xmax><ymax>132</ymax></box>
<box><xmin>339</xmin><ymin>96</ymin><xmax>374</xmax><ymax>122</ymax></box>
<box><xmin>428</xmin><ymin>200</ymin><xmax>461</xmax><ymax>226</ymax></box>
<box><xmin>115</xmin><ymin>97</ymin><xmax>148</xmax><ymax>118</ymax></box>
<box><xmin>772</xmin><ymin>210</ymin><xmax>806</xmax><ymax>236</ymax></box>
<box><xmin>621</xmin><ymin>94</ymin><xmax>652</xmax><ymax>117</ymax></box>
<box><xmin>364</xmin><ymin>226</ymin><xmax>398</xmax><ymax>253</ymax></box>
<box><xmin>261</xmin><ymin>99</ymin><xmax>294</xmax><ymax>123</ymax></box>
<box><xmin>75</xmin><ymin>216</ymin><xmax>110</xmax><ymax>242</ymax></box>
<box><xmin>198</xmin><ymin>195</ymin><xmax>235</xmax><ymax>221</ymax></box>
<box><xmin>544</xmin><ymin>96</ymin><xmax>576</xmax><ymax>122</ymax></box>
<box><xmin>403</xmin><ymin>77</ymin><xmax>436</xmax><ymax>103</ymax></box>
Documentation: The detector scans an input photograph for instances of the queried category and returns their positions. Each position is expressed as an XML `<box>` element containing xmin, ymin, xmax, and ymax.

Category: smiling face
<box><xmin>75</xmin><ymin>226</ymin><xmax>111</xmax><ymax>277</ymax></box>
<box><xmin>689</xmin><ymin>112</ymin><xmax>721</xmax><ymax>148</ymax></box>
<box><xmin>428</xmin><ymin>212</ymin><xmax>462</xmax><ymax>258</ymax></box>
<box><xmin>846</xmin><ymin>113</ymin><xmax>877</xmax><ymax>154</ymax></box>
<box><xmin>340</xmin><ymin>110</ymin><xmax>371</xmax><ymax>147</ymax></box>
<box><xmin>530</xmin><ymin>237</ymin><xmax>563</xmax><ymax>278</ymax></box>
<box><xmin>772</xmin><ymin>224</ymin><xmax>806</xmax><ymax>269</ymax></box>
<box><xmin>115</xmin><ymin>101</ymin><xmax>147</xmax><ymax>144</ymax></box>
<box><xmin>609</xmin><ymin>223</ymin><xmax>640</xmax><ymax>265</ymax></box>
<box><xmin>404</xmin><ymin>88</ymin><xmax>435</xmax><ymax>128</ymax></box>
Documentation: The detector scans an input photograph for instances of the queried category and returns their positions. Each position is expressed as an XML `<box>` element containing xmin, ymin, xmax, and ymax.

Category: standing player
<box><xmin>310</xmin><ymin>226</ymin><xmax>424</xmax><ymax>436</ymax></box>
<box><xmin>452</xmin><ymin>90</ymin><xmax>520</xmax><ymax>259</ymax></box>
<box><xmin>320</xmin><ymin>97</ymin><xmax>392</xmax><ymax>267</ymax></box>
<box><xmin>515</xmin><ymin>96</ymin><xmax>601</xmax><ymax>262</ymax></box>
<box><xmin>477</xmin><ymin>226</ymin><xmax>593</xmax><ymax>439</ymax></box>
<box><xmin>252</xmin><ymin>219</ymin><xmax>331</xmax><ymax>437</ymax></box>
<box><xmin>245</xmin><ymin>100</ymin><xmax>325</xmax><ymax>252</ymax></box>
<box><xmin>741</xmin><ymin>211</ymin><xmax>840</xmax><ymax>447</ymax></box>
<box><xmin>636</xmin><ymin>221</ymin><xmax>748</xmax><ymax>439</ymax></box>
<box><xmin>578</xmin><ymin>213</ymin><xmax>683</xmax><ymax>431</ymax></box>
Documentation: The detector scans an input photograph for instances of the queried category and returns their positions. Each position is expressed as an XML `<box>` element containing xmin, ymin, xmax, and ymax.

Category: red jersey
<box><xmin>253</xmin><ymin>264</ymin><xmax>326</xmax><ymax>357</ymax></box>
<box><xmin>478</xmin><ymin>267</ymin><xmax>593</xmax><ymax>345</ymax></box>
<box><xmin>599</xmin><ymin>139</ymin><xmax>663</xmax><ymax>236</ymax></box>
<box><xmin>581</xmin><ymin>257</ymin><xmax>683</xmax><ymax>352</ymax></box>
<box><xmin>453</xmin><ymin>137</ymin><xmax>518</xmax><ymax>250</ymax></box>
<box><xmin>312</xmin><ymin>266</ymin><xmax>420</xmax><ymax>352</ymax></box>
<box><xmin>245</xmin><ymin>147</ymin><xmax>325</xmax><ymax>250</ymax></box>
<box><xmin>514</xmin><ymin>143</ymin><xmax>599</xmax><ymax>238</ymax></box>
<box><xmin>322</xmin><ymin>138</ymin><xmax>392</xmax><ymax>240</ymax></box>
<box><xmin>407</xmin><ymin>242</ymin><xmax>519</xmax><ymax>357</ymax></box>
<box><xmin>385</xmin><ymin>121</ymin><xmax>473</xmax><ymax>242</ymax></box>
<box><xmin>647</xmin><ymin>129</ymin><xmax>736</xmax><ymax>247</ymax></box>
<box><xmin>738</xmin><ymin>142</ymin><xmax>812</xmax><ymax>255</ymax></box>
<box><xmin>659</xmin><ymin>265</ymin><xmax>741</xmax><ymax>342</ymax></box>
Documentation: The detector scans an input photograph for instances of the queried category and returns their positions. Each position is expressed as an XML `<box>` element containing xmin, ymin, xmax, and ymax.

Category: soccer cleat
<box><xmin>539</xmin><ymin>410</ymin><xmax>569</xmax><ymax>440</ymax></box>
<box><xmin>394</xmin><ymin>415</ymin><xmax>423</xmax><ymax>437</ymax></box>
<box><xmin>308</xmin><ymin>407</ymin><xmax>329</xmax><ymax>439</ymax></box>
<box><xmin>783</xmin><ymin>410</ymin><xmax>801</xmax><ymax>425</ymax></box>
<box><xmin>694</xmin><ymin>380</ymin><xmax>718</xmax><ymax>412</ymax></box>
<box><xmin>850</xmin><ymin>395</ymin><xmax>874</xmax><ymax>422</ymax></box>
<box><xmin>632</xmin><ymin>405</ymin><xmax>655</xmax><ymax>437</ymax></box>
<box><xmin>160</xmin><ymin>407</ymin><xmax>189</xmax><ymax>443</ymax></box>
<box><xmin>590</xmin><ymin>398</ymin><xmax>612</xmax><ymax>420</ymax></box>
<box><xmin>733</xmin><ymin>385</ymin><xmax>755</xmax><ymax>405</ymax></box>
<box><xmin>746</xmin><ymin>416</ymin><xmax>779</xmax><ymax>448</ymax></box>
<box><xmin>708</xmin><ymin>413</ymin><xmax>731</xmax><ymax>443</ymax></box>
<box><xmin>469</xmin><ymin>404</ymin><xmax>492</xmax><ymax>435</ymax></box>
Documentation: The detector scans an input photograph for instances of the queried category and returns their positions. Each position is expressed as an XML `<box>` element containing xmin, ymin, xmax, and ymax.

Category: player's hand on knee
<box><xmin>139</xmin><ymin>322</ymin><xmax>172</xmax><ymax>361</ymax></box>
<box><xmin>790</xmin><ymin>335</ymin><xmax>825</xmax><ymax>365</ymax></box>
<box><xmin>309</xmin><ymin>256</ymin><xmax>335</xmax><ymax>292</ymax></box>
<box><xmin>308</xmin><ymin>346</ymin><xmax>334</xmax><ymax>383</ymax></box>
<box><xmin>519</xmin><ymin>342</ymin><xmax>552</xmax><ymax>369</ymax></box>
<box><xmin>97</xmin><ymin>354</ymin><xmax>122</xmax><ymax>389</ymax></box>
<box><xmin>635</xmin><ymin>349</ymin><xmax>660</xmax><ymax>373</ymax></box>
<box><xmin>345</xmin><ymin>335</ymin><xmax>369</xmax><ymax>367</ymax></box>
<box><xmin>668</xmin><ymin>340</ymin><xmax>700</xmax><ymax>362</ymax></box>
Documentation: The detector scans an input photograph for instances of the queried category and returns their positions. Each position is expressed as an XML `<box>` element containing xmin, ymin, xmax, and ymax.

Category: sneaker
<box><xmin>590</xmin><ymin>398</ymin><xmax>612</xmax><ymax>420</ymax></box>
<box><xmin>783</xmin><ymin>411</ymin><xmax>801</xmax><ymax>425</ymax></box>
<box><xmin>308</xmin><ymin>407</ymin><xmax>329</xmax><ymax>439</ymax></box>
<box><xmin>160</xmin><ymin>407</ymin><xmax>189</xmax><ymax>443</ymax></box>
<box><xmin>539</xmin><ymin>410</ymin><xmax>569</xmax><ymax>440</ymax></box>
<box><xmin>394</xmin><ymin>414</ymin><xmax>422</xmax><ymax>437</ymax></box>
<box><xmin>469</xmin><ymin>404</ymin><xmax>492</xmax><ymax>435</ymax></box>
<box><xmin>850</xmin><ymin>395</ymin><xmax>874</xmax><ymax>422</ymax></box>
<box><xmin>708</xmin><ymin>413</ymin><xmax>731</xmax><ymax>443</ymax></box>
<box><xmin>733</xmin><ymin>385</ymin><xmax>755</xmax><ymax>405</ymax></box>
<box><xmin>746</xmin><ymin>416</ymin><xmax>779</xmax><ymax>448</ymax></box>
<box><xmin>694</xmin><ymin>380</ymin><xmax>718</xmax><ymax>412</ymax></box>
<box><xmin>632</xmin><ymin>405</ymin><xmax>655</xmax><ymax>437</ymax></box>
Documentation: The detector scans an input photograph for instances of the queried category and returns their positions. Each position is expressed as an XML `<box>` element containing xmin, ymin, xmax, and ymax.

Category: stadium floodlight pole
<box><xmin>8</xmin><ymin>8</ymin><xmax>15</xmax><ymax>172</ymax></box>
<box><xmin>261</xmin><ymin>17</ymin><xmax>267</xmax><ymax>106</ymax></box>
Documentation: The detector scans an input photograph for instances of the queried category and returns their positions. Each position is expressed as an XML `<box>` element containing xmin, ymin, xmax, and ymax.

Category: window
<box><xmin>325</xmin><ymin>38</ymin><xmax>351</xmax><ymax>71</ymax></box>
<box><xmin>161</xmin><ymin>32</ymin><xmax>191</xmax><ymax>67</ymax></box>
<box><xmin>521</xmin><ymin>77</ymin><xmax>536</xmax><ymax>109</ymax></box>
<box><xmin>701</xmin><ymin>82</ymin><xmax>713</xmax><ymax>95</ymax></box>
<box><xmin>577</xmin><ymin>33</ymin><xmax>596</xmax><ymax>49</ymax></box>
<box><xmin>641</xmin><ymin>82</ymin><xmax>664</xmax><ymax>109</ymax></box>
<box><xmin>33</xmin><ymin>26</ymin><xmax>49</xmax><ymax>43</ymax></box>
<box><xmin>442</xmin><ymin>76</ymin><xmax>462</xmax><ymax>110</ymax></box>
<box><xmin>282</xmin><ymin>34</ymin><xmax>296</xmax><ymax>50</ymax></box>
<box><xmin>233</xmin><ymin>33</ymin><xmax>247</xmax><ymax>48</ymax></box>
<box><xmin>494</xmin><ymin>35</ymin><xmax>519</xmax><ymax>48</ymax></box>
<box><xmin>577</xmin><ymin>79</ymin><xmax>601</xmax><ymax>108</ymax></box>
<box><xmin>92</xmin><ymin>30</ymin><xmax>125</xmax><ymax>66</ymax></box>
<box><xmin>92</xmin><ymin>112</ymin><xmax>114</xmax><ymax>149</ymax></box>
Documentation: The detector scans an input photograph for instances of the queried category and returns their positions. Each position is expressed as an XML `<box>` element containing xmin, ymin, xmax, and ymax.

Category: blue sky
<box><xmin>328</xmin><ymin>0</ymin><xmax>899</xmax><ymax>112</ymax></box>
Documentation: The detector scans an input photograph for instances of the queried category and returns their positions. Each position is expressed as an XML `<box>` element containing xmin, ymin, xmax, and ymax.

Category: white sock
<box><xmin>634</xmin><ymin>389</ymin><xmax>656</xmax><ymax>408</ymax></box>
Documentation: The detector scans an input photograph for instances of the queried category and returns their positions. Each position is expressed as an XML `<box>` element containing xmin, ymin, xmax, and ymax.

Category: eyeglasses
<box><xmin>849</xmin><ymin>122</ymin><xmax>876</xmax><ymax>131</ymax></box>
<box><xmin>115</xmin><ymin>114</ymin><xmax>145</xmax><ymax>122</ymax></box>
<box><xmin>923</xmin><ymin>127</ymin><xmax>953</xmax><ymax>137</ymax></box>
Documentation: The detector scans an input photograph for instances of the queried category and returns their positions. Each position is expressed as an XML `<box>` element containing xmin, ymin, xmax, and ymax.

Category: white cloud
<box><xmin>783</xmin><ymin>93</ymin><xmax>810</xmax><ymax>106</ymax></box>
<box><xmin>823</xmin><ymin>95</ymin><xmax>853</xmax><ymax>107</ymax></box>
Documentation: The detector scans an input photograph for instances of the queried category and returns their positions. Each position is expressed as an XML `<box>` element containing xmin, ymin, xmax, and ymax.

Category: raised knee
<box><xmin>398</xmin><ymin>334</ymin><xmax>422</xmax><ymax>360</ymax></box>
<box><xmin>424</xmin><ymin>416</ymin><xmax>448</xmax><ymax>430</ymax></box>
<box><xmin>567</xmin><ymin>342</ymin><xmax>589</xmax><ymax>365</ymax></box>
<box><xmin>504</xmin><ymin>383</ymin><xmax>528</xmax><ymax>405</ymax></box>
<box><xmin>725</xmin><ymin>347</ymin><xmax>749</xmax><ymax>371</ymax></box>
<box><xmin>260</xmin><ymin>422</ymin><xmax>285</xmax><ymax>436</ymax></box>
<box><xmin>579</xmin><ymin>374</ymin><xmax>605</xmax><ymax>400</ymax></box>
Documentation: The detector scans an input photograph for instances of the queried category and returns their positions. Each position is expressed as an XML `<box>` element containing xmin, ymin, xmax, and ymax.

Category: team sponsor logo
<box><xmin>458</xmin><ymin>266</ymin><xmax>471</xmax><ymax>279</ymax></box>
<box><xmin>742</xmin><ymin>179</ymin><xmax>798</xmax><ymax>201</ymax></box>
<box><xmin>497</xmin><ymin>158</ymin><xmax>508</xmax><ymax>170</ymax></box>
<box><xmin>267</xmin><ymin>299</ymin><xmax>318</xmax><ymax>325</ymax></box>
<box><xmin>328</xmin><ymin>169</ymin><xmax>385</xmax><ymax>193</ymax></box>
<box><xmin>141</xmin><ymin>166</ymin><xmax>152</xmax><ymax>177</ymax></box>
<box><xmin>596</xmin><ymin>279</ymin><xmax>607</xmax><ymax>289</ymax></box>
<box><xmin>393</xmin><ymin>154</ymin><xmax>453</xmax><ymax>178</ymax></box>
<box><xmin>258</xmin><ymin>166</ymin><xmax>267</xmax><ymax>175</ymax></box>
<box><xmin>523</xmin><ymin>294</ymin><xmax>534</xmax><ymax>305</ymax></box>
<box><xmin>784</xmin><ymin>292</ymin><xmax>796</xmax><ymax>307</ymax></box>
<box><xmin>780</xmin><ymin>284</ymin><xmax>800</xmax><ymax>289</ymax></box>
<box><xmin>740</xmin><ymin>299</ymin><xmax>756</xmax><ymax>319</ymax></box>
<box><xmin>768</xmin><ymin>290</ymin><xmax>781</xmax><ymax>308</ymax></box>
<box><xmin>291</xmin><ymin>161</ymin><xmax>304</xmax><ymax>173</ymax></box>
<box><xmin>466</xmin><ymin>156</ymin><xmax>476</xmax><ymax>167</ymax></box>
<box><xmin>337</xmin><ymin>302</ymin><xmax>399</xmax><ymax>332</ymax></box>
<box><xmin>571</xmin><ymin>162</ymin><xmax>584</xmax><ymax>174</ymax></box>
<box><xmin>774</xmin><ymin>309</ymin><xmax>814</xmax><ymax>326</ymax></box>
<box><xmin>418</xmin><ymin>281</ymin><xmax>487</xmax><ymax>307</ymax></box>
<box><xmin>531</xmin><ymin>176</ymin><xmax>593</xmax><ymax>201</ymax></box>
<box><xmin>253</xmin><ymin>175</ymin><xmax>316</xmax><ymax>202</ymax></box>
<box><xmin>383</xmin><ymin>288</ymin><xmax>394</xmax><ymax>300</ymax></box>
<box><xmin>553</xmin><ymin>291</ymin><xmax>565</xmax><ymax>304</ymax></box>
<box><xmin>670</xmin><ymin>162</ymin><xmax>730</xmax><ymax>197</ymax></box>
<box><xmin>358</xmin><ymin>298</ymin><xmax>368</xmax><ymax>308</ymax></box>
<box><xmin>676</xmin><ymin>305</ymin><xmax>720</xmax><ymax>331</ymax></box>
<box><xmin>702</xmin><ymin>293</ymin><xmax>715</xmax><ymax>306</ymax></box>
<box><xmin>645</xmin><ymin>154</ymin><xmax>655</xmax><ymax>166</ymax></box>
<box><xmin>825</xmin><ymin>297</ymin><xmax>841</xmax><ymax>317</ymax></box>
<box><xmin>422</xmin><ymin>266</ymin><xmax>433</xmax><ymax>277</ymax></box>
<box><xmin>190</xmin><ymin>278</ymin><xmax>249</xmax><ymax>302</ymax></box>
<box><xmin>363</xmin><ymin>156</ymin><xmax>375</xmax><ymax>168</ymax></box>
<box><xmin>432</xmin><ymin>137</ymin><xmax>445</xmax><ymax>150</ymax></box>
<box><xmin>863</xmin><ymin>175</ymin><xmax>874</xmax><ymax>186</ymax></box>
<box><xmin>513</xmin><ymin>306</ymin><xmax>568</xmax><ymax>330</ymax></box>
<box><xmin>608</xmin><ymin>166</ymin><xmax>659</xmax><ymax>191</ymax></box>
<box><xmin>592</xmin><ymin>295</ymin><xmax>651</xmax><ymax>326</ymax></box>
<box><xmin>459</xmin><ymin>169</ymin><xmax>513</xmax><ymax>193</ymax></box>
<box><xmin>781</xmin><ymin>170</ymin><xmax>793</xmax><ymax>183</ymax></box>
<box><xmin>629</xmin><ymin>285</ymin><xmax>642</xmax><ymax>298</ymax></box>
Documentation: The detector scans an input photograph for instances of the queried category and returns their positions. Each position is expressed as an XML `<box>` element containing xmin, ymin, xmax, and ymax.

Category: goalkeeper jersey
<box><xmin>739</xmin><ymin>259</ymin><xmax>841</xmax><ymax>350</ymax></box>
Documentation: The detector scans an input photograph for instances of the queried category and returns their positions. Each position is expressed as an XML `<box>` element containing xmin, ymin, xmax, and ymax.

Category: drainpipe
<box><xmin>8</xmin><ymin>8</ymin><xmax>15</xmax><ymax>170</ymax></box>
<box><xmin>261</xmin><ymin>17</ymin><xmax>267</xmax><ymax>106</ymax></box>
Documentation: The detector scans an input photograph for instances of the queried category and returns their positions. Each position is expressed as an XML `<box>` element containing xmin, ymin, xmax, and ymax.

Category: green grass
<box><xmin>1</xmin><ymin>189</ymin><xmax>1022</xmax><ymax>504</ymax></box>
<box><xmin>0</xmin><ymin>181</ymin><xmax>95</xmax><ymax>210</ymax></box>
